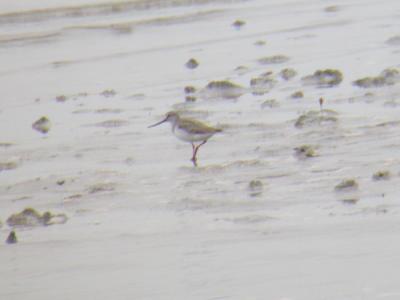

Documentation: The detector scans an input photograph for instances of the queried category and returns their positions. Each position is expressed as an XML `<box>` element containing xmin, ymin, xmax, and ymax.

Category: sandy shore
<box><xmin>2</xmin><ymin>0</ymin><xmax>400</xmax><ymax>299</ymax></box>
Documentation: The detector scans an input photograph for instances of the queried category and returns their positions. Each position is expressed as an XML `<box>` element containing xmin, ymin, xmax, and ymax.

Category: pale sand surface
<box><xmin>1</xmin><ymin>0</ymin><xmax>400</xmax><ymax>299</ymax></box>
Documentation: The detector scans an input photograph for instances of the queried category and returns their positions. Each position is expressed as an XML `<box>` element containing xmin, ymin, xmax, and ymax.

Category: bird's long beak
<box><xmin>148</xmin><ymin>116</ymin><xmax>168</xmax><ymax>128</ymax></box>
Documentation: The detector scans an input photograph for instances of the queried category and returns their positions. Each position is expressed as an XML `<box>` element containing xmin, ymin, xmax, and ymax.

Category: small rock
<box><xmin>234</xmin><ymin>65</ymin><xmax>249</xmax><ymax>75</ymax></box>
<box><xmin>6</xmin><ymin>231</ymin><xmax>17</xmax><ymax>244</ymax></box>
<box><xmin>125</xmin><ymin>157</ymin><xmax>135</xmax><ymax>165</ymax></box>
<box><xmin>88</xmin><ymin>182</ymin><xmax>116</xmax><ymax>194</ymax></box>
<box><xmin>261</xmin><ymin>99</ymin><xmax>279</xmax><ymax>109</ymax></box>
<box><xmin>184</xmin><ymin>86</ymin><xmax>196</xmax><ymax>94</ymax></box>
<box><xmin>0</xmin><ymin>161</ymin><xmax>18</xmax><ymax>172</ymax></box>
<box><xmin>0</xmin><ymin>142</ymin><xmax>13</xmax><ymax>148</ymax></box>
<box><xmin>185</xmin><ymin>58</ymin><xmax>199</xmax><ymax>69</ymax></box>
<box><xmin>353</xmin><ymin>77</ymin><xmax>385</xmax><ymax>88</ymax></box>
<box><xmin>206</xmin><ymin>80</ymin><xmax>241</xmax><ymax>90</ymax></box>
<box><xmin>55</xmin><ymin>95</ymin><xmax>67</xmax><ymax>102</ymax></box>
<box><xmin>254</xmin><ymin>40</ymin><xmax>266</xmax><ymax>46</ymax></box>
<box><xmin>279</xmin><ymin>68</ymin><xmax>297</xmax><ymax>80</ymax></box>
<box><xmin>32</xmin><ymin>116</ymin><xmax>51</xmax><ymax>134</ymax></box>
<box><xmin>291</xmin><ymin>91</ymin><xmax>304</xmax><ymax>99</ymax></box>
<box><xmin>111</xmin><ymin>24</ymin><xmax>132</xmax><ymax>34</ymax></box>
<box><xmin>334</xmin><ymin>179</ymin><xmax>360</xmax><ymax>204</ymax></box>
<box><xmin>95</xmin><ymin>108</ymin><xmax>123</xmax><ymax>114</ymax></box>
<box><xmin>232</xmin><ymin>19</ymin><xmax>246</xmax><ymax>29</ymax></box>
<box><xmin>7</xmin><ymin>208</ymin><xmax>68</xmax><ymax>227</ymax></box>
<box><xmin>101</xmin><ymin>89</ymin><xmax>116</xmax><ymax>97</ymax></box>
<box><xmin>7</xmin><ymin>208</ymin><xmax>42</xmax><ymax>227</ymax></box>
<box><xmin>94</xmin><ymin>119</ymin><xmax>129</xmax><ymax>128</ymax></box>
<box><xmin>340</xmin><ymin>198</ymin><xmax>359</xmax><ymax>205</ymax></box>
<box><xmin>185</xmin><ymin>96</ymin><xmax>197</xmax><ymax>102</ymax></box>
<box><xmin>385</xmin><ymin>36</ymin><xmax>400</xmax><ymax>46</ymax></box>
<box><xmin>334</xmin><ymin>179</ymin><xmax>358</xmax><ymax>192</ymax></box>
<box><xmin>294</xmin><ymin>145</ymin><xmax>317</xmax><ymax>158</ymax></box>
<box><xmin>56</xmin><ymin>180</ymin><xmax>66</xmax><ymax>186</ymax></box>
<box><xmin>295</xmin><ymin>110</ymin><xmax>338</xmax><ymax>128</ymax></box>
<box><xmin>353</xmin><ymin>68</ymin><xmax>400</xmax><ymax>88</ymax></box>
<box><xmin>248</xmin><ymin>180</ymin><xmax>263</xmax><ymax>197</ymax></box>
<box><xmin>324</xmin><ymin>5</ymin><xmax>340</xmax><ymax>12</ymax></box>
<box><xmin>64</xmin><ymin>194</ymin><xmax>83</xmax><ymax>201</ymax></box>
<box><xmin>127</xmin><ymin>93</ymin><xmax>145</xmax><ymax>101</ymax></box>
<box><xmin>201</xmin><ymin>80</ymin><xmax>245</xmax><ymax>99</ymax></box>
<box><xmin>302</xmin><ymin>69</ymin><xmax>343</xmax><ymax>87</ymax></box>
<box><xmin>257</xmin><ymin>55</ymin><xmax>290</xmax><ymax>65</ymax></box>
<box><xmin>250</xmin><ymin>72</ymin><xmax>276</xmax><ymax>95</ymax></box>
<box><xmin>372</xmin><ymin>170</ymin><xmax>391</xmax><ymax>181</ymax></box>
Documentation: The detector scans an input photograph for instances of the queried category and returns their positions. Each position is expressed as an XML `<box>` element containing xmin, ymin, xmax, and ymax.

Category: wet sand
<box><xmin>2</xmin><ymin>0</ymin><xmax>400</xmax><ymax>299</ymax></box>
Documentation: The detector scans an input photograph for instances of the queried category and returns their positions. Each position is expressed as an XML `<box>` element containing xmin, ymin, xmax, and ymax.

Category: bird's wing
<box><xmin>179</xmin><ymin>119</ymin><xmax>219</xmax><ymax>134</ymax></box>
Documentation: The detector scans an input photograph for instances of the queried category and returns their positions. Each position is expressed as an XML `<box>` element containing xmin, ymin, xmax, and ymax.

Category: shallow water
<box><xmin>2</xmin><ymin>0</ymin><xmax>400</xmax><ymax>299</ymax></box>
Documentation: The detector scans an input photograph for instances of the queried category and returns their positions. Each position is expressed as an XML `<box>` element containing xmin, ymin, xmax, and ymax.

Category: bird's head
<box><xmin>148</xmin><ymin>111</ymin><xmax>180</xmax><ymax>128</ymax></box>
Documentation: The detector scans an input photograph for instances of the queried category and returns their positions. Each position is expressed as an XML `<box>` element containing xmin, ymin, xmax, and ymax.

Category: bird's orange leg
<box><xmin>190</xmin><ymin>143</ymin><xmax>198</xmax><ymax>166</ymax></box>
<box><xmin>191</xmin><ymin>140</ymin><xmax>207</xmax><ymax>166</ymax></box>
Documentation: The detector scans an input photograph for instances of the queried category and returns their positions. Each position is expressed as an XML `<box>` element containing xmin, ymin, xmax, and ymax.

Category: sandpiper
<box><xmin>148</xmin><ymin>111</ymin><xmax>222</xmax><ymax>166</ymax></box>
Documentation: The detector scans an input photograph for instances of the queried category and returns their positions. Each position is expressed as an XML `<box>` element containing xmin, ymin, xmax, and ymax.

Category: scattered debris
<box><xmin>32</xmin><ymin>116</ymin><xmax>51</xmax><ymax>134</ymax></box>
<box><xmin>279</xmin><ymin>68</ymin><xmax>297</xmax><ymax>80</ymax></box>
<box><xmin>56</xmin><ymin>180</ymin><xmax>66</xmax><ymax>186</ymax></box>
<box><xmin>257</xmin><ymin>55</ymin><xmax>290</xmax><ymax>65</ymax></box>
<box><xmin>0</xmin><ymin>142</ymin><xmax>13</xmax><ymax>148</ymax></box>
<box><xmin>248</xmin><ymin>180</ymin><xmax>263</xmax><ymax>197</ymax></box>
<box><xmin>224</xmin><ymin>214</ymin><xmax>274</xmax><ymax>224</ymax></box>
<box><xmin>291</xmin><ymin>91</ymin><xmax>304</xmax><ymax>99</ymax></box>
<box><xmin>294</xmin><ymin>145</ymin><xmax>317</xmax><ymax>159</ymax></box>
<box><xmin>250</xmin><ymin>72</ymin><xmax>277</xmax><ymax>95</ymax></box>
<box><xmin>7</xmin><ymin>208</ymin><xmax>68</xmax><ymax>227</ymax></box>
<box><xmin>254</xmin><ymin>40</ymin><xmax>266</xmax><ymax>46</ymax></box>
<box><xmin>6</xmin><ymin>231</ymin><xmax>17</xmax><ymax>244</ymax></box>
<box><xmin>324</xmin><ymin>5</ymin><xmax>340</xmax><ymax>12</ymax></box>
<box><xmin>185</xmin><ymin>96</ymin><xmax>197</xmax><ymax>102</ymax></box>
<box><xmin>234</xmin><ymin>65</ymin><xmax>249</xmax><ymax>75</ymax></box>
<box><xmin>110</xmin><ymin>24</ymin><xmax>132</xmax><ymax>34</ymax></box>
<box><xmin>101</xmin><ymin>89</ymin><xmax>116</xmax><ymax>97</ymax></box>
<box><xmin>383</xmin><ymin>100</ymin><xmax>400</xmax><ymax>107</ymax></box>
<box><xmin>372</xmin><ymin>170</ymin><xmax>391</xmax><ymax>181</ymax></box>
<box><xmin>127</xmin><ymin>93</ymin><xmax>145</xmax><ymax>101</ymax></box>
<box><xmin>232</xmin><ymin>19</ymin><xmax>246</xmax><ymax>29</ymax></box>
<box><xmin>340</xmin><ymin>198</ymin><xmax>359</xmax><ymax>205</ymax></box>
<box><xmin>205</xmin><ymin>80</ymin><xmax>242</xmax><ymax>90</ymax></box>
<box><xmin>125</xmin><ymin>157</ymin><xmax>135</xmax><ymax>165</ymax></box>
<box><xmin>334</xmin><ymin>179</ymin><xmax>359</xmax><ymax>204</ymax></box>
<box><xmin>302</xmin><ymin>69</ymin><xmax>343</xmax><ymax>87</ymax></box>
<box><xmin>95</xmin><ymin>108</ymin><xmax>123</xmax><ymax>114</ymax></box>
<box><xmin>64</xmin><ymin>194</ymin><xmax>83</xmax><ymax>201</ymax></box>
<box><xmin>6</xmin><ymin>230</ymin><xmax>18</xmax><ymax>244</ymax></box>
<box><xmin>334</xmin><ymin>179</ymin><xmax>358</xmax><ymax>192</ymax></box>
<box><xmin>88</xmin><ymin>182</ymin><xmax>116</xmax><ymax>194</ymax></box>
<box><xmin>185</xmin><ymin>58</ymin><xmax>199</xmax><ymax>69</ymax></box>
<box><xmin>261</xmin><ymin>99</ymin><xmax>279</xmax><ymax>109</ymax></box>
<box><xmin>294</xmin><ymin>110</ymin><xmax>338</xmax><ymax>128</ymax></box>
<box><xmin>94</xmin><ymin>119</ymin><xmax>129</xmax><ymax>128</ymax></box>
<box><xmin>55</xmin><ymin>95</ymin><xmax>67</xmax><ymax>102</ymax></box>
<box><xmin>385</xmin><ymin>35</ymin><xmax>400</xmax><ymax>46</ymax></box>
<box><xmin>184</xmin><ymin>86</ymin><xmax>196</xmax><ymax>94</ymax></box>
<box><xmin>201</xmin><ymin>80</ymin><xmax>245</xmax><ymax>99</ymax></box>
<box><xmin>353</xmin><ymin>68</ymin><xmax>400</xmax><ymax>88</ymax></box>
<box><xmin>0</xmin><ymin>161</ymin><xmax>18</xmax><ymax>172</ymax></box>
